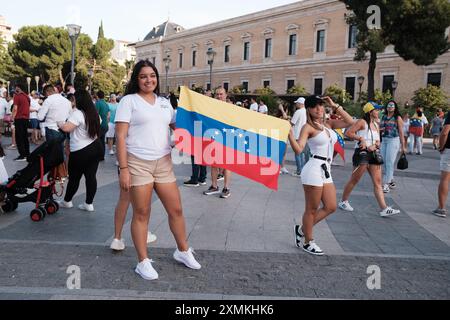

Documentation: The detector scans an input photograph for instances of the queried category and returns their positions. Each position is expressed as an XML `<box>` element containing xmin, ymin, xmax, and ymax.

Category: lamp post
<box><xmin>26</xmin><ymin>77</ymin><xmax>31</xmax><ymax>94</ymax></box>
<box><xmin>391</xmin><ymin>80</ymin><xmax>398</xmax><ymax>99</ymax></box>
<box><xmin>88</xmin><ymin>68</ymin><xmax>94</xmax><ymax>94</ymax></box>
<box><xmin>6</xmin><ymin>81</ymin><xmax>10</xmax><ymax>97</ymax></box>
<box><xmin>357</xmin><ymin>75</ymin><xmax>365</xmax><ymax>101</ymax></box>
<box><xmin>34</xmin><ymin>76</ymin><xmax>40</xmax><ymax>93</ymax></box>
<box><xmin>206</xmin><ymin>48</ymin><xmax>216</xmax><ymax>91</ymax></box>
<box><xmin>66</xmin><ymin>24</ymin><xmax>82</xmax><ymax>87</ymax></box>
<box><xmin>163</xmin><ymin>55</ymin><xmax>172</xmax><ymax>94</ymax></box>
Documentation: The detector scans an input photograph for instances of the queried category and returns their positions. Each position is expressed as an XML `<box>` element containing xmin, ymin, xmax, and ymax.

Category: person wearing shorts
<box><xmin>339</xmin><ymin>102</ymin><xmax>401</xmax><ymax>217</ymax></box>
<box><xmin>115</xmin><ymin>59</ymin><xmax>201</xmax><ymax>281</ymax></box>
<box><xmin>433</xmin><ymin>111</ymin><xmax>450</xmax><ymax>218</ymax></box>
<box><xmin>289</xmin><ymin>95</ymin><xmax>354</xmax><ymax>256</ymax></box>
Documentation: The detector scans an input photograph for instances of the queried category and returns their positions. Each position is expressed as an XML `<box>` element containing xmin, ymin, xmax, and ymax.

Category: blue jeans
<box><xmin>295</xmin><ymin>144</ymin><xmax>310</xmax><ymax>174</ymax></box>
<box><xmin>381</xmin><ymin>137</ymin><xmax>400</xmax><ymax>185</ymax></box>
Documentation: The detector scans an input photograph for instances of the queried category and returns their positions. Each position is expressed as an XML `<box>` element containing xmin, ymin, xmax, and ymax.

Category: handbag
<box><xmin>371</xmin><ymin>149</ymin><xmax>384</xmax><ymax>165</ymax></box>
<box><xmin>369</xmin><ymin>124</ymin><xmax>384</xmax><ymax>165</ymax></box>
<box><xmin>397</xmin><ymin>153</ymin><xmax>408</xmax><ymax>170</ymax></box>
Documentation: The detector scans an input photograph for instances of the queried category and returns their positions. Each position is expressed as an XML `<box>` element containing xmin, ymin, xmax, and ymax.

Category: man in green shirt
<box><xmin>95</xmin><ymin>90</ymin><xmax>110</xmax><ymax>161</ymax></box>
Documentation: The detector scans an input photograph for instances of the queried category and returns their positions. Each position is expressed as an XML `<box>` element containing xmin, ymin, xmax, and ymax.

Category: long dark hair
<box><xmin>74</xmin><ymin>90</ymin><xmax>100</xmax><ymax>139</ymax></box>
<box><xmin>125</xmin><ymin>59</ymin><xmax>160</xmax><ymax>96</ymax></box>
<box><xmin>384</xmin><ymin>100</ymin><xmax>401</xmax><ymax>119</ymax></box>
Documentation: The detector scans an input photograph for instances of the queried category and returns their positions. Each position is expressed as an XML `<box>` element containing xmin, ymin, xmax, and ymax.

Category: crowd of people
<box><xmin>0</xmin><ymin>62</ymin><xmax>448</xmax><ymax>278</ymax></box>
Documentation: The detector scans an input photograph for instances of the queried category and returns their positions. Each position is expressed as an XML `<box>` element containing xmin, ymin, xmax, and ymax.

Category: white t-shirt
<box><xmin>115</xmin><ymin>94</ymin><xmax>176</xmax><ymax>161</ymax></box>
<box><xmin>67</xmin><ymin>109</ymin><xmax>97</xmax><ymax>152</ymax></box>
<box><xmin>38</xmin><ymin>93</ymin><xmax>72</xmax><ymax>131</ymax></box>
<box><xmin>421</xmin><ymin>115</ymin><xmax>429</xmax><ymax>126</ymax></box>
<box><xmin>249</xmin><ymin>103</ymin><xmax>259</xmax><ymax>112</ymax></box>
<box><xmin>291</xmin><ymin>108</ymin><xmax>307</xmax><ymax>140</ymax></box>
<box><xmin>30</xmin><ymin>98</ymin><xmax>40</xmax><ymax>120</ymax></box>
<box><xmin>258</xmin><ymin>104</ymin><xmax>268</xmax><ymax>114</ymax></box>
<box><xmin>0</xmin><ymin>97</ymin><xmax>8</xmax><ymax>118</ymax></box>
<box><xmin>0</xmin><ymin>87</ymin><xmax>6</xmax><ymax>98</ymax></box>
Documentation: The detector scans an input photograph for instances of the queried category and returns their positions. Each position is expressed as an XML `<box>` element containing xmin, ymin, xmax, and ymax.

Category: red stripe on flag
<box><xmin>175</xmin><ymin>128</ymin><xmax>281</xmax><ymax>190</ymax></box>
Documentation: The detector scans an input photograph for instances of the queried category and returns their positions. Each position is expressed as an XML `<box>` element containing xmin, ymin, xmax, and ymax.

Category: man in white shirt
<box><xmin>0</xmin><ymin>82</ymin><xmax>6</xmax><ymax>100</ymax></box>
<box><xmin>249</xmin><ymin>98</ymin><xmax>259</xmax><ymax>112</ymax></box>
<box><xmin>38</xmin><ymin>85</ymin><xmax>71</xmax><ymax>145</ymax></box>
<box><xmin>0</xmin><ymin>94</ymin><xmax>8</xmax><ymax>142</ymax></box>
<box><xmin>258</xmin><ymin>99</ymin><xmax>268</xmax><ymax>114</ymax></box>
<box><xmin>291</xmin><ymin>97</ymin><xmax>310</xmax><ymax>176</ymax></box>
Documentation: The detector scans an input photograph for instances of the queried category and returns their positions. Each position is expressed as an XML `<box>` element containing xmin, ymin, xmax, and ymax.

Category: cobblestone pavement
<box><xmin>0</xmin><ymin>137</ymin><xmax>448</xmax><ymax>300</ymax></box>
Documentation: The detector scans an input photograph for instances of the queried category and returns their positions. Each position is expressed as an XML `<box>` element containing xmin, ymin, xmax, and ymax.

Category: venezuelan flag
<box><xmin>175</xmin><ymin>87</ymin><xmax>290</xmax><ymax>191</ymax></box>
<box><xmin>334</xmin><ymin>129</ymin><xmax>345</xmax><ymax>161</ymax></box>
<box><xmin>409</xmin><ymin>117</ymin><xmax>423</xmax><ymax>136</ymax></box>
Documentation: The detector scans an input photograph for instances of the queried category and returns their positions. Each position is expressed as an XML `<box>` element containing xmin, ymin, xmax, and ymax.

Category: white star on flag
<box><xmin>238</xmin><ymin>134</ymin><xmax>244</xmax><ymax>138</ymax></box>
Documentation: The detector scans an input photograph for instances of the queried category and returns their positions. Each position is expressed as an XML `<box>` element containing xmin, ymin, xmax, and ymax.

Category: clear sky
<box><xmin>1</xmin><ymin>0</ymin><xmax>300</xmax><ymax>42</ymax></box>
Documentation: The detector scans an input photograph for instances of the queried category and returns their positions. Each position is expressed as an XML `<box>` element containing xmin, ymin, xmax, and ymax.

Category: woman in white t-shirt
<box><xmin>57</xmin><ymin>90</ymin><xmax>103</xmax><ymax>212</ymax></box>
<box><xmin>115</xmin><ymin>60</ymin><xmax>201</xmax><ymax>281</ymax></box>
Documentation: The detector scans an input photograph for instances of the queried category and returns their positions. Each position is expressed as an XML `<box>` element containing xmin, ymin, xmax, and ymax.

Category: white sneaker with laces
<box><xmin>173</xmin><ymin>248</ymin><xmax>201</xmax><ymax>270</ymax></box>
<box><xmin>135</xmin><ymin>259</ymin><xmax>159</xmax><ymax>280</ymax></box>
<box><xmin>380</xmin><ymin>207</ymin><xmax>400</xmax><ymax>217</ymax></box>
<box><xmin>383</xmin><ymin>184</ymin><xmax>390</xmax><ymax>193</ymax></box>
<box><xmin>58</xmin><ymin>201</ymin><xmax>73</xmax><ymax>209</ymax></box>
<box><xmin>303</xmin><ymin>240</ymin><xmax>324</xmax><ymax>256</ymax></box>
<box><xmin>78</xmin><ymin>203</ymin><xmax>95</xmax><ymax>212</ymax></box>
<box><xmin>338</xmin><ymin>200</ymin><xmax>354</xmax><ymax>212</ymax></box>
<box><xmin>110</xmin><ymin>239</ymin><xmax>125</xmax><ymax>251</ymax></box>
<box><xmin>109</xmin><ymin>150</ymin><xmax>115</xmax><ymax>155</ymax></box>
<box><xmin>280</xmin><ymin>167</ymin><xmax>289</xmax><ymax>174</ymax></box>
<box><xmin>147</xmin><ymin>232</ymin><xmax>157</xmax><ymax>244</ymax></box>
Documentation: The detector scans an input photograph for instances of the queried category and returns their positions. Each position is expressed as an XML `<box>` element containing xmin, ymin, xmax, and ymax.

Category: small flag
<box><xmin>334</xmin><ymin>129</ymin><xmax>345</xmax><ymax>161</ymax></box>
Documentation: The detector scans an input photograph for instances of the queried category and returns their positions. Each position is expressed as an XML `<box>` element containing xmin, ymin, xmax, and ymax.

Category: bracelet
<box><xmin>335</xmin><ymin>105</ymin><xmax>343</xmax><ymax>112</ymax></box>
<box><xmin>119</xmin><ymin>167</ymin><xmax>129</xmax><ymax>170</ymax></box>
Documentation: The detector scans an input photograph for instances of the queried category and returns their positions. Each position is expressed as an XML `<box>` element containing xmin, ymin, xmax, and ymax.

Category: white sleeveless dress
<box><xmin>301</xmin><ymin>126</ymin><xmax>337</xmax><ymax>187</ymax></box>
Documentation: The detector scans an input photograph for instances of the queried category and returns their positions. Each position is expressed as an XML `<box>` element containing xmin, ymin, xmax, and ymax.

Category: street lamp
<box><xmin>357</xmin><ymin>75</ymin><xmax>365</xmax><ymax>101</ymax></box>
<box><xmin>6</xmin><ymin>81</ymin><xmax>10</xmax><ymax>97</ymax></box>
<box><xmin>66</xmin><ymin>24</ymin><xmax>82</xmax><ymax>87</ymax></box>
<box><xmin>26</xmin><ymin>77</ymin><xmax>31</xmax><ymax>94</ymax></box>
<box><xmin>206</xmin><ymin>48</ymin><xmax>216</xmax><ymax>91</ymax></box>
<box><xmin>391</xmin><ymin>80</ymin><xmax>398</xmax><ymax>99</ymax></box>
<box><xmin>88</xmin><ymin>68</ymin><xmax>94</xmax><ymax>94</ymax></box>
<box><xmin>34</xmin><ymin>76</ymin><xmax>40</xmax><ymax>92</ymax></box>
<box><xmin>163</xmin><ymin>55</ymin><xmax>172</xmax><ymax>94</ymax></box>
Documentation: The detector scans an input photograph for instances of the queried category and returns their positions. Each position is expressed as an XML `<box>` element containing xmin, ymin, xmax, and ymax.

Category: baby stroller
<box><xmin>0</xmin><ymin>137</ymin><xmax>66</xmax><ymax>222</ymax></box>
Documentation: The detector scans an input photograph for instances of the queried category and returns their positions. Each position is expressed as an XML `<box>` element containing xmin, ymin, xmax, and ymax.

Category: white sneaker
<box><xmin>383</xmin><ymin>184</ymin><xmax>390</xmax><ymax>193</ymax></box>
<box><xmin>109</xmin><ymin>150</ymin><xmax>115</xmax><ymax>155</ymax></box>
<box><xmin>147</xmin><ymin>232</ymin><xmax>157</xmax><ymax>244</ymax></box>
<box><xmin>78</xmin><ymin>203</ymin><xmax>95</xmax><ymax>212</ymax></box>
<box><xmin>338</xmin><ymin>200</ymin><xmax>354</xmax><ymax>212</ymax></box>
<box><xmin>380</xmin><ymin>207</ymin><xmax>400</xmax><ymax>217</ymax></box>
<box><xmin>303</xmin><ymin>240</ymin><xmax>324</xmax><ymax>256</ymax></box>
<box><xmin>280</xmin><ymin>167</ymin><xmax>289</xmax><ymax>174</ymax></box>
<box><xmin>135</xmin><ymin>259</ymin><xmax>159</xmax><ymax>281</ymax></box>
<box><xmin>173</xmin><ymin>248</ymin><xmax>201</xmax><ymax>270</ymax></box>
<box><xmin>58</xmin><ymin>200</ymin><xmax>73</xmax><ymax>209</ymax></box>
<box><xmin>110</xmin><ymin>238</ymin><xmax>125</xmax><ymax>251</ymax></box>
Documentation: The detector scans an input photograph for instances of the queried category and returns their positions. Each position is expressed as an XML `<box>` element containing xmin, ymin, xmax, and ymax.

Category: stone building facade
<box><xmin>133</xmin><ymin>0</ymin><xmax>449</xmax><ymax>104</ymax></box>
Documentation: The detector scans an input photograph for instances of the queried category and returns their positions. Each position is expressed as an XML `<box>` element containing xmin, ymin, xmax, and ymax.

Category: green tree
<box><xmin>0</xmin><ymin>35</ymin><xmax>14</xmax><ymax>80</ymax></box>
<box><xmin>287</xmin><ymin>85</ymin><xmax>309</xmax><ymax>95</ymax></box>
<box><xmin>412</xmin><ymin>85</ymin><xmax>449</xmax><ymax>113</ymax></box>
<box><xmin>374</xmin><ymin>89</ymin><xmax>393</xmax><ymax>106</ymax></box>
<box><xmin>98</xmin><ymin>20</ymin><xmax>105</xmax><ymax>40</ymax></box>
<box><xmin>342</xmin><ymin>0</ymin><xmax>450</xmax><ymax>100</ymax></box>
<box><xmin>324</xmin><ymin>84</ymin><xmax>352</xmax><ymax>105</ymax></box>
<box><xmin>7</xmin><ymin>25</ymin><xmax>92</xmax><ymax>88</ymax></box>
<box><xmin>254</xmin><ymin>87</ymin><xmax>276</xmax><ymax>95</ymax></box>
<box><xmin>230</xmin><ymin>85</ymin><xmax>244</xmax><ymax>94</ymax></box>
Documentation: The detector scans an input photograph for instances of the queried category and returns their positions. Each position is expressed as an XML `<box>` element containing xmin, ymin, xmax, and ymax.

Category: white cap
<box><xmin>295</xmin><ymin>97</ymin><xmax>305</xmax><ymax>104</ymax></box>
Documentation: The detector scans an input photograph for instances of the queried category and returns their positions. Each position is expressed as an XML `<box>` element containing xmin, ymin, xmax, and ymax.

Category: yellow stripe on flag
<box><xmin>179</xmin><ymin>87</ymin><xmax>290</xmax><ymax>142</ymax></box>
